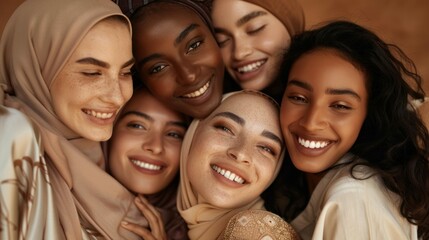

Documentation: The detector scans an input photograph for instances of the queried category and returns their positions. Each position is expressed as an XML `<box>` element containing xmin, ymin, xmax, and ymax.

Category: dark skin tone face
<box><xmin>132</xmin><ymin>3</ymin><xmax>224</xmax><ymax>119</ymax></box>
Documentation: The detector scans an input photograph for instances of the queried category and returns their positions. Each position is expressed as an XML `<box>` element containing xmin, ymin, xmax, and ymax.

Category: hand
<box><xmin>121</xmin><ymin>195</ymin><xmax>167</xmax><ymax>240</ymax></box>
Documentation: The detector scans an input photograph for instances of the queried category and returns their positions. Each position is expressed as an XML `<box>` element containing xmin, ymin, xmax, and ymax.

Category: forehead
<box><xmin>134</xmin><ymin>3</ymin><xmax>206</xmax><ymax>30</ymax></box>
<box><xmin>211</xmin><ymin>93</ymin><xmax>280</xmax><ymax>126</ymax></box>
<box><xmin>290</xmin><ymin>49</ymin><xmax>367</xmax><ymax>88</ymax></box>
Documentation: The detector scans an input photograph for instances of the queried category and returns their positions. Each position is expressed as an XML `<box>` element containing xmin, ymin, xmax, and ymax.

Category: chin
<box><xmin>82</xmin><ymin>130</ymin><xmax>112</xmax><ymax>142</ymax></box>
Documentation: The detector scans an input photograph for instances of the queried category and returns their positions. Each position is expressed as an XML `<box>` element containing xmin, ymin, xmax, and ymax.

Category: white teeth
<box><xmin>131</xmin><ymin>159</ymin><xmax>162</xmax><ymax>171</ymax></box>
<box><xmin>237</xmin><ymin>60</ymin><xmax>265</xmax><ymax>73</ymax></box>
<box><xmin>83</xmin><ymin>109</ymin><xmax>114</xmax><ymax>119</ymax></box>
<box><xmin>298</xmin><ymin>137</ymin><xmax>330</xmax><ymax>149</ymax></box>
<box><xmin>183</xmin><ymin>81</ymin><xmax>210</xmax><ymax>98</ymax></box>
<box><xmin>211</xmin><ymin>165</ymin><xmax>245</xmax><ymax>184</ymax></box>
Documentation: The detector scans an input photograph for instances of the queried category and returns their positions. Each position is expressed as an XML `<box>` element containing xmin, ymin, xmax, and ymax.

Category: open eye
<box><xmin>167</xmin><ymin>131</ymin><xmax>184</xmax><ymax>140</ymax></box>
<box><xmin>187</xmin><ymin>40</ymin><xmax>203</xmax><ymax>53</ymax></box>
<box><xmin>288</xmin><ymin>95</ymin><xmax>307</xmax><ymax>104</ymax></box>
<box><xmin>214</xmin><ymin>124</ymin><xmax>233</xmax><ymax>135</ymax></box>
<box><xmin>150</xmin><ymin>64</ymin><xmax>167</xmax><ymax>74</ymax></box>
<box><xmin>258</xmin><ymin>145</ymin><xmax>276</xmax><ymax>155</ymax></box>
<box><xmin>126</xmin><ymin>122</ymin><xmax>146</xmax><ymax>130</ymax></box>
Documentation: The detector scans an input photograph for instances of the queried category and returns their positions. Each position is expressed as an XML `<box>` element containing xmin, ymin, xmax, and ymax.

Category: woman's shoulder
<box><xmin>0</xmin><ymin>105</ymin><xmax>42</xmax><ymax>158</ymax></box>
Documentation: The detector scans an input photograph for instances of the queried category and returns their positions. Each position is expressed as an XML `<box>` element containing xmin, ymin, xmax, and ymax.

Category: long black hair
<box><xmin>264</xmin><ymin>20</ymin><xmax>429</xmax><ymax>238</ymax></box>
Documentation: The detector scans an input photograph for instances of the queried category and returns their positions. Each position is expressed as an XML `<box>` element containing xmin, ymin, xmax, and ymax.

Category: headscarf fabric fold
<box><xmin>177</xmin><ymin>91</ymin><xmax>285</xmax><ymax>239</ymax></box>
<box><xmin>242</xmin><ymin>0</ymin><xmax>305</xmax><ymax>36</ymax></box>
<box><xmin>0</xmin><ymin>0</ymin><xmax>147</xmax><ymax>238</ymax></box>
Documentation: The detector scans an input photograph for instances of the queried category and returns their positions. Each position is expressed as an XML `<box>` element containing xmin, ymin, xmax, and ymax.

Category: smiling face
<box><xmin>211</xmin><ymin>0</ymin><xmax>290</xmax><ymax>91</ymax></box>
<box><xmin>280</xmin><ymin>49</ymin><xmax>368</xmax><ymax>173</ymax></box>
<box><xmin>186</xmin><ymin>92</ymin><xmax>283</xmax><ymax>209</ymax></box>
<box><xmin>132</xmin><ymin>3</ymin><xmax>224</xmax><ymax>119</ymax></box>
<box><xmin>109</xmin><ymin>88</ymin><xmax>188</xmax><ymax>194</ymax></box>
<box><xmin>50</xmin><ymin>18</ymin><xmax>134</xmax><ymax>141</ymax></box>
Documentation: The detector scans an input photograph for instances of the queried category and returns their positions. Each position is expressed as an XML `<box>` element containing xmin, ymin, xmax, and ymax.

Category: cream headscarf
<box><xmin>0</xmin><ymin>0</ymin><xmax>146</xmax><ymax>239</ymax></box>
<box><xmin>177</xmin><ymin>90</ymin><xmax>285</xmax><ymax>239</ymax></box>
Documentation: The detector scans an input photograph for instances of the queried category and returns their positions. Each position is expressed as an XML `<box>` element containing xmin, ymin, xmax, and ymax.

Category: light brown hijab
<box><xmin>0</xmin><ymin>0</ymin><xmax>146</xmax><ymax>239</ymax></box>
<box><xmin>177</xmin><ymin>91</ymin><xmax>285</xmax><ymax>239</ymax></box>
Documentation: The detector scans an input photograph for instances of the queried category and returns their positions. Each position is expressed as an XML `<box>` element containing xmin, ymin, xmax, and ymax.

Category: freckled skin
<box><xmin>51</xmin><ymin>18</ymin><xmax>133</xmax><ymax>141</ymax></box>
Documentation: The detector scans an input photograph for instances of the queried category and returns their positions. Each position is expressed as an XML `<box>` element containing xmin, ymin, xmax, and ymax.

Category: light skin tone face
<box><xmin>51</xmin><ymin>18</ymin><xmax>134</xmax><ymax>141</ymax></box>
<box><xmin>187</xmin><ymin>92</ymin><xmax>283</xmax><ymax>209</ymax></box>
<box><xmin>132</xmin><ymin>3</ymin><xmax>224</xmax><ymax>119</ymax></box>
<box><xmin>280</xmin><ymin>48</ymin><xmax>368</xmax><ymax>175</ymax></box>
<box><xmin>211</xmin><ymin>0</ymin><xmax>290</xmax><ymax>91</ymax></box>
<box><xmin>109</xmin><ymin>89</ymin><xmax>188</xmax><ymax>195</ymax></box>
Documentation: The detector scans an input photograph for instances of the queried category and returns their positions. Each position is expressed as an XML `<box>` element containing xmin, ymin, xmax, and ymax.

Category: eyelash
<box><xmin>187</xmin><ymin>40</ymin><xmax>204</xmax><ymax>53</ymax></box>
<box><xmin>82</xmin><ymin>72</ymin><xmax>101</xmax><ymax>76</ymax></box>
<box><xmin>288</xmin><ymin>95</ymin><xmax>353</xmax><ymax>111</ymax></box>
<box><xmin>288</xmin><ymin>95</ymin><xmax>307</xmax><ymax>104</ymax></box>
<box><xmin>214</xmin><ymin>124</ymin><xmax>233</xmax><ymax>135</ymax></box>
<box><xmin>167</xmin><ymin>132</ymin><xmax>184</xmax><ymax>140</ymax></box>
<box><xmin>247</xmin><ymin>25</ymin><xmax>266</xmax><ymax>35</ymax></box>
<box><xmin>150</xmin><ymin>65</ymin><xmax>166</xmax><ymax>74</ymax></box>
<box><xmin>127</xmin><ymin>123</ymin><xmax>146</xmax><ymax>130</ymax></box>
<box><xmin>258</xmin><ymin>145</ymin><xmax>276</xmax><ymax>156</ymax></box>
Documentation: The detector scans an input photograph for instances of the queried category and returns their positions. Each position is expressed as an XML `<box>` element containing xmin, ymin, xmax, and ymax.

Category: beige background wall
<box><xmin>297</xmin><ymin>0</ymin><xmax>429</xmax><ymax>94</ymax></box>
<box><xmin>1</xmin><ymin>0</ymin><xmax>429</xmax><ymax>93</ymax></box>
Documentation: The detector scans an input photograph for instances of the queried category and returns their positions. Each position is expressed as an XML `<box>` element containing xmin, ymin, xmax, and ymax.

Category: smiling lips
<box><xmin>298</xmin><ymin>137</ymin><xmax>331</xmax><ymax>149</ymax></box>
<box><xmin>131</xmin><ymin>159</ymin><xmax>162</xmax><ymax>171</ymax></box>
<box><xmin>236</xmin><ymin>60</ymin><xmax>266</xmax><ymax>74</ymax></box>
<box><xmin>83</xmin><ymin>109</ymin><xmax>115</xmax><ymax>119</ymax></box>
<box><xmin>182</xmin><ymin>80</ymin><xmax>210</xmax><ymax>98</ymax></box>
<box><xmin>211</xmin><ymin>164</ymin><xmax>245</xmax><ymax>184</ymax></box>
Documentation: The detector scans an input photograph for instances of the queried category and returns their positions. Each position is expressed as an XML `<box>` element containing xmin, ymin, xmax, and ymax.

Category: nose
<box><xmin>101</xmin><ymin>75</ymin><xmax>132</xmax><ymax>106</ymax></box>
<box><xmin>227</xmin><ymin>139</ymin><xmax>251</xmax><ymax>164</ymax></box>
<box><xmin>176</xmin><ymin>60</ymin><xmax>199</xmax><ymax>85</ymax></box>
<box><xmin>142</xmin><ymin>132</ymin><xmax>163</xmax><ymax>155</ymax></box>
<box><xmin>299</xmin><ymin>105</ymin><xmax>327</xmax><ymax>131</ymax></box>
<box><xmin>233</xmin><ymin>37</ymin><xmax>253</xmax><ymax>60</ymax></box>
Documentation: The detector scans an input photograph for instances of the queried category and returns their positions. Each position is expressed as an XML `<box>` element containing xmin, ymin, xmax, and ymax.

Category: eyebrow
<box><xmin>138</xmin><ymin>53</ymin><xmax>164</xmax><ymax>69</ymax></box>
<box><xmin>236</xmin><ymin>11</ymin><xmax>267</xmax><ymax>27</ymax></box>
<box><xmin>76</xmin><ymin>57</ymin><xmax>134</xmax><ymax>69</ymax></box>
<box><xmin>261</xmin><ymin>130</ymin><xmax>283</xmax><ymax>147</ymax></box>
<box><xmin>288</xmin><ymin>80</ymin><xmax>361</xmax><ymax>101</ymax></box>
<box><xmin>137</xmin><ymin>24</ymin><xmax>200</xmax><ymax>68</ymax></box>
<box><xmin>175</xmin><ymin>23</ymin><xmax>200</xmax><ymax>45</ymax></box>
<box><xmin>120</xmin><ymin>111</ymin><xmax>188</xmax><ymax>129</ymax></box>
<box><xmin>213</xmin><ymin>111</ymin><xmax>283</xmax><ymax>146</ymax></box>
<box><xmin>213</xmin><ymin>111</ymin><xmax>245</xmax><ymax>125</ymax></box>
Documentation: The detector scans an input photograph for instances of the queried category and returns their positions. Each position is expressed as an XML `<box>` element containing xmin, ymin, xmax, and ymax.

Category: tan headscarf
<box><xmin>0</xmin><ymin>0</ymin><xmax>146</xmax><ymax>239</ymax></box>
<box><xmin>177</xmin><ymin>90</ymin><xmax>285</xmax><ymax>239</ymax></box>
<box><xmin>243</xmin><ymin>0</ymin><xmax>305</xmax><ymax>36</ymax></box>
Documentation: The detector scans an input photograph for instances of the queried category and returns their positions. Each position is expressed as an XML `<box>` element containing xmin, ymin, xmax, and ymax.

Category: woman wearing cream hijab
<box><xmin>177</xmin><ymin>90</ymin><xmax>299</xmax><ymax>239</ymax></box>
<box><xmin>0</xmin><ymin>0</ymin><xmax>149</xmax><ymax>238</ymax></box>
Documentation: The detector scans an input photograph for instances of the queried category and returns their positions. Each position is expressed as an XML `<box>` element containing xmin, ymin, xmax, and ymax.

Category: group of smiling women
<box><xmin>1</xmin><ymin>0</ymin><xmax>428</xmax><ymax>239</ymax></box>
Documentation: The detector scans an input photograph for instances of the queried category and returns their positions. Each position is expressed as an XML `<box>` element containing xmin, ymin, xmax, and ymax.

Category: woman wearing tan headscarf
<box><xmin>0</xmin><ymin>0</ymin><xmax>149</xmax><ymax>239</ymax></box>
<box><xmin>177</xmin><ymin>90</ymin><xmax>299</xmax><ymax>239</ymax></box>
<box><xmin>210</xmin><ymin>0</ymin><xmax>305</xmax><ymax>103</ymax></box>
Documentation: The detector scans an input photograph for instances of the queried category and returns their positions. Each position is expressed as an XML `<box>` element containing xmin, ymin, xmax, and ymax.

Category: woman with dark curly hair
<box><xmin>267</xmin><ymin>20</ymin><xmax>429</xmax><ymax>239</ymax></box>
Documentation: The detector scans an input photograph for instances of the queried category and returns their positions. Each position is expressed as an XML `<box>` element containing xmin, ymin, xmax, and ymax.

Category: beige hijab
<box><xmin>177</xmin><ymin>91</ymin><xmax>285</xmax><ymax>239</ymax></box>
<box><xmin>0</xmin><ymin>0</ymin><xmax>146</xmax><ymax>239</ymax></box>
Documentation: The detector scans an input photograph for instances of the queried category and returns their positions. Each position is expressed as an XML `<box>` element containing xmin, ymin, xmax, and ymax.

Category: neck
<box><xmin>305</xmin><ymin>172</ymin><xmax>325</xmax><ymax>194</ymax></box>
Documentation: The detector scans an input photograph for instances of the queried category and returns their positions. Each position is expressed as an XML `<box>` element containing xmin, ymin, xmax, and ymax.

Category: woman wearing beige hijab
<box><xmin>0</xmin><ymin>0</ymin><xmax>150</xmax><ymax>239</ymax></box>
<box><xmin>211</xmin><ymin>0</ymin><xmax>305</xmax><ymax>102</ymax></box>
<box><xmin>177</xmin><ymin>90</ymin><xmax>299</xmax><ymax>239</ymax></box>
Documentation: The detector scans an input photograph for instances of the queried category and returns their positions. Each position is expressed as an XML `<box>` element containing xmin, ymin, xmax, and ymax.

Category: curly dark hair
<box><xmin>263</xmin><ymin>20</ymin><xmax>429</xmax><ymax>238</ymax></box>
